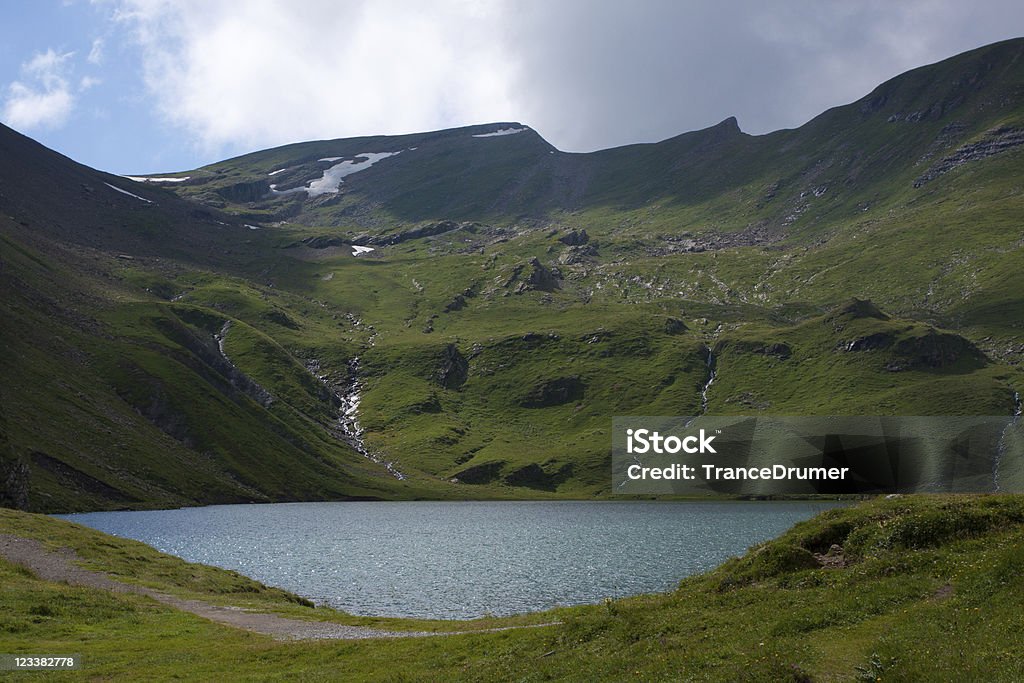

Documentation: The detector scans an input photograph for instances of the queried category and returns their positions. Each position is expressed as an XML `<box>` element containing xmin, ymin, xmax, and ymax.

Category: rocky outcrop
<box><xmin>444</xmin><ymin>294</ymin><xmax>467</xmax><ymax>312</ymax></box>
<box><xmin>299</xmin><ymin>235</ymin><xmax>347</xmax><ymax>249</ymax></box>
<box><xmin>893</xmin><ymin>330</ymin><xmax>985</xmax><ymax>369</ymax></box>
<box><xmin>643</xmin><ymin>221</ymin><xmax>782</xmax><ymax>256</ymax></box>
<box><xmin>915</xmin><ymin>126</ymin><xmax>1024</xmax><ymax>187</ymax></box>
<box><xmin>0</xmin><ymin>406</ymin><xmax>28</xmax><ymax>510</ymax></box>
<box><xmin>558</xmin><ymin>229</ymin><xmax>589</xmax><ymax>246</ymax></box>
<box><xmin>215</xmin><ymin>179</ymin><xmax>271</xmax><ymax>203</ymax></box>
<box><xmin>524</xmin><ymin>258</ymin><xmax>560</xmax><ymax>292</ymax></box>
<box><xmin>841</xmin><ymin>333</ymin><xmax>894</xmax><ymax>353</ymax></box>
<box><xmin>506</xmin><ymin>258</ymin><xmax>561</xmax><ymax>293</ymax></box>
<box><xmin>520</xmin><ymin>376</ymin><xmax>585</xmax><ymax>408</ymax></box>
<box><xmin>558</xmin><ymin>244</ymin><xmax>598</xmax><ymax>265</ymax></box>
<box><xmin>356</xmin><ymin>220</ymin><xmax>476</xmax><ymax>246</ymax></box>
<box><xmin>716</xmin><ymin>339</ymin><xmax>792</xmax><ymax>359</ymax></box>
<box><xmin>840</xmin><ymin>327</ymin><xmax>986</xmax><ymax>370</ymax></box>
<box><xmin>437</xmin><ymin>344</ymin><xmax>468</xmax><ymax>390</ymax></box>
<box><xmin>0</xmin><ymin>458</ymin><xmax>29</xmax><ymax>510</ymax></box>
<box><xmin>664</xmin><ymin>317</ymin><xmax>688</xmax><ymax>335</ymax></box>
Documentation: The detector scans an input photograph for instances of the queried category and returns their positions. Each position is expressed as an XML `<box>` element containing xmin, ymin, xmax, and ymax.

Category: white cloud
<box><xmin>113</xmin><ymin>0</ymin><xmax>519</xmax><ymax>154</ymax></box>
<box><xmin>88</xmin><ymin>38</ymin><xmax>105</xmax><ymax>65</ymax></box>
<box><xmin>1</xmin><ymin>49</ymin><xmax>76</xmax><ymax>130</ymax></box>
<box><xmin>80</xmin><ymin>75</ymin><xmax>102</xmax><ymax>91</ymax></box>
<box><xmin>103</xmin><ymin>0</ymin><xmax>1024</xmax><ymax>158</ymax></box>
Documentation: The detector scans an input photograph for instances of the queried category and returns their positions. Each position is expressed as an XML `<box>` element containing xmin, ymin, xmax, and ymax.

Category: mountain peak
<box><xmin>718</xmin><ymin>116</ymin><xmax>741</xmax><ymax>132</ymax></box>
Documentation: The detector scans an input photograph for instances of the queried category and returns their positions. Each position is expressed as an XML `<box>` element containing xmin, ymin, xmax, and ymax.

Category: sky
<box><xmin>2</xmin><ymin>1</ymin><xmax>1023</xmax><ymax>175</ymax></box>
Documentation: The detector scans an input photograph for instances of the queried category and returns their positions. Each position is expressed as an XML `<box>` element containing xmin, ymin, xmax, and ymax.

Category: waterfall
<box><xmin>994</xmin><ymin>391</ymin><xmax>1022</xmax><ymax>492</ymax></box>
<box><xmin>699</xmin><ymin>347</ymin><xmax>717</xmax><ymax>416</ymax></box>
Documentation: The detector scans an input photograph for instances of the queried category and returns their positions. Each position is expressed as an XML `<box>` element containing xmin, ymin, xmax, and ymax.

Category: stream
<box><xmin>994</xmin><ymin>390</ymin><xmax>1022</xmax><ymax>492</ymax></box>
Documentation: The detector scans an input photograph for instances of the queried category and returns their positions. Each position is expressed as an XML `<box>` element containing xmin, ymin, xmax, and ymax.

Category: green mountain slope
<box><xmin>3</xmin><ymin>40</ymin><xmax>1024</xmax><ymax>510</ymax></box>
<box><xmin>0</xmin><ymin>128</ymin><xmax>466</xmax><ymax>512</ymax></box>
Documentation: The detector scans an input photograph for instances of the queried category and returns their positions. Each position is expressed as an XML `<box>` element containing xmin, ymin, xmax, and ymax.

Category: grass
<box><xmin>4</xmin><ymin>496</ymin><xmax>1024</xmax><ymax>680</ymax></box>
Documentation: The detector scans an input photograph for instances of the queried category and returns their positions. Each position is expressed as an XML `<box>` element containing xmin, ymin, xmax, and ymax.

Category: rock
<box><xmin>841</xmin><ymin>333</ymin><xmax>894</xmax><ymax>353</ymax></box>
<box><xmin>215</xmin><ymin>179</ymin><xmax>271</xmax><ymax>203</ymax></box>
<box><xmin>859</xmin><ymin>93</ymin><xmax>888</xmax><ymax>114</ymax></box>
<box><xmin>664</xmin><ymin>317</ymin><xmax>688</xmax><ymax>335</ymax></box>
<box><xmin>360</xmin><ymin>220</ymin><xmax>475</xmax><ymax>246</ymax></box>
<box><xmin>506</xmin><ymin>258</ymin><xmax>561</xmax><ymax>293</ymax></box>
<box><xmin>520</xmin><ymin>258</ymin><xmax>560</xmax><ymax>293</ymax></box>
<box><xmin>915</xmin><ymin>126</ymin><xmax>1024</xmax><ymax>187</ymax></box>
<box><xmin>558</xmin><ymin>229</ymin><xmax>589</xmax><ymax>246</ymax></box>
<box><xmin>715</xmin><ymin>339</ymin><xmax>791</xmax><ymax>359</ymax></box>
<box><xmin>558</xmin><ymin>244</ymin><xmax>598</xmax><ymax>265</ymax></box>
<box><xmin>520</xmin><ymin>376</ymin><xmax>585</xmax><ymax>408</ymax></box>
<box><xmin>0</xmin><ymin>458</ymin><xmax>29</xmax><ymax>510</ymax></box>
<box><xmin>437</xmin><ymin>344</ymin><xmax>468</xmax><ymax>389</ymax></box>
<box><xmin>300</xmin><ymin>235</ymin><xmax>346</xmax><ymax>249</ymax></box>
<box><xmin>813</xmin><ymin>543</ymin><xmax>846</xmax><ymax>568</ymax></box>
<box><xmin>894</xmin><ymin>329</ymin><xmax>984</xmax><ymax>369</ymax></box>
<box><xmin>444</xmin><ymin>294</ymin><xmax>467</xmax><ymax>312</ymax></box>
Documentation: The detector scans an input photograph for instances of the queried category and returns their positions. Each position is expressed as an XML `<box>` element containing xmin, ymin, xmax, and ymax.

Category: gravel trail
<box><xmin>0</xmin><ymin>534</ymin><xmax>556</xmax><ymax>641</ymax></box>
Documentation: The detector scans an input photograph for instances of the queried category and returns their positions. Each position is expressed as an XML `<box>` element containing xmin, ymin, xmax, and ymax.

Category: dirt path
<box><xmin>0</xmin><ymin>534</ymin><xmax>556</xmax><ymax>641</ymax></box>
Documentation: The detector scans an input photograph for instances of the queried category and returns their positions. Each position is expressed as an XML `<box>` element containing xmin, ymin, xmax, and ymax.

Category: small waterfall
<box><xmin>308</xmin><ymin>316</ymin><xmax>404</xmax><ymax>480</ymax></box>
<box><xmin>699</xmin><ymin>347</ymin><xmax>717</xmax><ymax>416</ymax></box>
<box><xmin>681</xmin><ymin>346</ymin><xmax>717</xmax><ymax>431</ymax></box>
<box><xmin>214</xmin><ymin>320</ymin><xmax>231</xmax><ymax>356</ymax></box>
<box><xmin>334</xmin><ymin>357</ymin><xmax>406</xmax><ymax>480</ymax></box>
<box><xmin>994</xmin><ymin>391</ymin><xmax>1021</xmax><ymax>492</ymax></box>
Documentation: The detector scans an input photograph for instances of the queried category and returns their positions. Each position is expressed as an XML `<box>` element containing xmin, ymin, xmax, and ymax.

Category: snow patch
<box><xmin>267</xmin><ymin>151</ymin><xmax>401</xmax><ymax>198</ymax></box>
<box><xmin>351</xmin><ymin>245</ymin><xmax>374</xmax><ymax>256</ymax></box>
<box><xmin>125</xmin><ymin>175</ymin><xmax>190</xmax><ymax>183</ymax></box>
<box><xmin>104</xmin><ymin>183</ymin><xmax>152</xmax><ymax>203</ymax></box>
<box><xmin>268</xmin><ymin>183</ymin><xmax>305</xmax><ymax>196</ymax></box>
<box><xmin>305</xmin><ymin>151</ymin><xmax>401</xmax><ymax>197</ymax></box>
<box><xmin>472</xmin><ymin>127</ymin><xmax>528</xmax><ymax>138</ymax></box>
<box><xmin>318</xmin><ymin>156</ymin><xmax>343</xmax><ymax>162</ymax></box>
<box><xmin>245</xmin><ymin>224</ymin><xmax>261</xmax><ymax>230</ymax></box>
<box><xmin>268</xmin><ymin>168</ymin><xmax>289</xmax><ymax>176</ymax></box>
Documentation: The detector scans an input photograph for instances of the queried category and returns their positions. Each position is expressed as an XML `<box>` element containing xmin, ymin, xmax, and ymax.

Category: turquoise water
<box><xmin>62</xmin><ymin>500</ymin><xmax>838</xmax><ymax>619</ymax></box>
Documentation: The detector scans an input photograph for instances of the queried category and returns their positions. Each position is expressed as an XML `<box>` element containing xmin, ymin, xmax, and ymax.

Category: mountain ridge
<box><xmin>1</xmin><ymin>38</ymin><xmax>1023</xmax><ymax>511</ymax></box>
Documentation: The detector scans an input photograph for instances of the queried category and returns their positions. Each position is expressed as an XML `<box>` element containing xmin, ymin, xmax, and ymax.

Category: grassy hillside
<box><xmin>3</xmin><ymin>496</ymin><xmax>1024</xmax><ymax>680</ymax></box>
<box><xmin>2</xmin><ymin>39</ymin><xmax>1024</xmax><ymax>510</ymax></box>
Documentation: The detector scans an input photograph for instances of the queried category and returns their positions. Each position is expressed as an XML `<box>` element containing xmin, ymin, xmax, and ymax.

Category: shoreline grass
<box><xmin>3</xmin><ymin>495</ymin><xmax>1024</xmax><ymax>680</ymax></box>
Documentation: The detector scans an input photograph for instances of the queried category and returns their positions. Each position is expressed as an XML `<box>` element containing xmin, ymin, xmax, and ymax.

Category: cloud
<box><xmin>114</xmin><ymin>0</ymin><xmax>519</xmax><ymax>154</ymax></box>
<box><xmin>88</xmin><ymin>38</ymin><xmax>105</xmax><ymax>65</ymax></box>
<box><xmin>107</xmin><ymin>0</ymin><xmax>1024</xmax><ymax>156</ymax></box>
<box><xmin>1</xmin><ymin>49</ymin><xmax>76</xmax><ymax>130</ymax></box>
<box><xmin>501</xmin><ymin>0</ymin><xmax>1024</xmax><ymax>151</ymax></box>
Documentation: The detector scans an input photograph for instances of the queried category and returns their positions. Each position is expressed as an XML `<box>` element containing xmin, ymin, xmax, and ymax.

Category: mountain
<box><xmin>0</xmin><ymin>125</ymin><xmax>452</xmax><ymax>511</ymax></box>
<box><xmin>3</xmin><ymin>39</ymin><xmax>1024</xmax><ymax>511</ymax></box>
